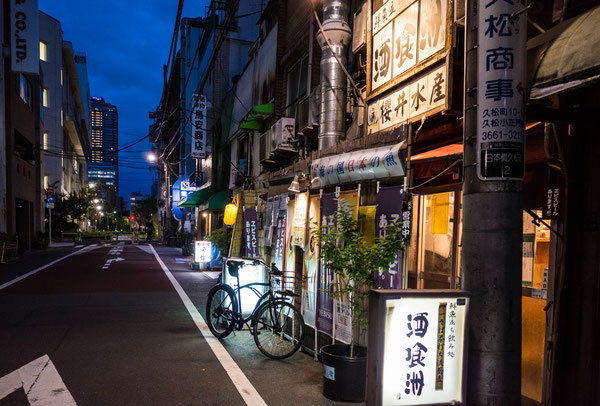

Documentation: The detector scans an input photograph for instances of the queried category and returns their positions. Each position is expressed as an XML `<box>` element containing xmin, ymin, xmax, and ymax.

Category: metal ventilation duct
<box><xmin>316</xmin><ymin>0</ymin><xmax>352</xmax><ymax>150</ymax></box>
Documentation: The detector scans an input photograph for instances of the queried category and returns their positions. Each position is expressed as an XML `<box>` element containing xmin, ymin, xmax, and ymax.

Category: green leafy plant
<box><xmin>204</xmin><ymin>228</ymin><xmax>231</xmax><ymax>258</ymax></box>
<box><xmin>311</xmin><ymin>203</ymin><xmax>403</xmax><ymax>356</ymax></box>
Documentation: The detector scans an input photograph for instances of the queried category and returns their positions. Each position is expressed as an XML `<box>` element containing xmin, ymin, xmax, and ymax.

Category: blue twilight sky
<box><xmin>39</xmin><ymin>0</ymin><xmax>209</xmax><ymax>203</ymax></box>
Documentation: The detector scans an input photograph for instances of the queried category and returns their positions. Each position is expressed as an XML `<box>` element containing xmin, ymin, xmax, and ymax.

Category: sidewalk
<box><xmin>153</xmin><ymin>245</ymin><xmax>363</xmax><ymax>406</ymax></box>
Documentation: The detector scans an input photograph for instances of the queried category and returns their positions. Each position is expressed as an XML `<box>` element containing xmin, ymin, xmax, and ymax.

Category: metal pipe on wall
<box><xmin>316</xmin><ymin>0</ymin><xmax>352</xmax><ymax>150</ymax></box>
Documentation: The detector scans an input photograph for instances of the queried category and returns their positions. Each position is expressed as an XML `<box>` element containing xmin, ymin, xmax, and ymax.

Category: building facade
<box><xmin>89</xmin><ymin>97</ymin><xmax>118</xmax><ymax>208</ymax></box>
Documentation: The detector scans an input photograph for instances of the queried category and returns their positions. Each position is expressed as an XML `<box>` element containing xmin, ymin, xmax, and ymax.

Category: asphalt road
<box><xmin>0</xmin><ymin>242</ymin><xmax>349</xmax><ymax>406</ymax></box>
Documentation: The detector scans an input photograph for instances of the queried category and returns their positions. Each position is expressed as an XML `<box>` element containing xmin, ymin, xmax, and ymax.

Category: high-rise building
<box><xmin>89</xmin><ymin>97</ymin><xmax>118</xmax><ymax>208</ymax></box>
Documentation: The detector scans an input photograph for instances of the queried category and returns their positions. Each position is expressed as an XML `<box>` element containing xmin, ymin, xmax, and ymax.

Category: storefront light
<box><xmin>224</xmin><ymin>203</ymin><xmax>238</xmax><ymax>226</ymax></box>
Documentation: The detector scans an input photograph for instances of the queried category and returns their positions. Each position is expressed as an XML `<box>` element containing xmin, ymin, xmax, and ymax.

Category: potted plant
<box><xmin>312</xmin><ymin>203</ymin><xmax>403</xmax><ymax>402</ymax></box>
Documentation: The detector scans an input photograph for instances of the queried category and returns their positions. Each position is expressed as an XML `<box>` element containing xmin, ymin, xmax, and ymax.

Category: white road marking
<box><xmin>135</xmin><ymin>245</ymin><xmax>154</xmax><ymax>255</ymax></box>
<box><xmin>0</xmin><ymin>355</ymin><xmax>77</xmax><ymax>405</ymax></box>
<box><xmin>0</xmin><ymin>247</ymin><xmax>88</xmax><ymax>291</ymax></box>
<box><xmin>203</xmin><ymin>272</ymin><xmax>221</xmax><ymax>280</ymax></box>
<box><xmin>74</xmin><ymin>245</ymin><xmax>83</xmax><ymax>248</ymax></box>
<box><xmin>102</xmin><ymin>257</ymin><xmax>125</xmax><ymax>270</ymax></box>
<box><xmin>148</xmin><ymin>245</ymin><xmax>266</xmax><ymax>406</ymax></box>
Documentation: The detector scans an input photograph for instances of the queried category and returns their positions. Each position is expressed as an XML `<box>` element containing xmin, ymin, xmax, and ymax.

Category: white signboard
<box><xmin>368</xmin><ymin>63</ymin><xmax>447</xmax><ymax>132</ymax></box>
<box><xmin>310</xmin><ymin>142</ymin><xmax>405</xmax><ymax>188</ymax></box>
<box><xmin>194</xmin><ymin>240</ymin><xmax>212</xmax><ymax>263</ymax></box>
<box><xmin>11</xmin><ymin>0</ymin><xmax>39</xmax><ymax>74</ymax></box>
<box><xmin>476</xmin><ymin>0</ymin><xmax>526</xmax><ymax>180</ymax></box>
<box><xmin>191</xmin><ymin>94</ymin><xmax>207</xmax><ymax>159</ymax></box>
<box><xmin>381</xmin><ymin>296</ymin><xmax>468</xmax><ymax>405</ymax></box>
<box><xmin>292</xmin><ymin>192</ymin><xmax>308</xmax><ymax>247</ymax></box>
<box><xmin>372</xmin><ymin>0</ymin><xmax>447</xmax><ymax>91</ymax></box>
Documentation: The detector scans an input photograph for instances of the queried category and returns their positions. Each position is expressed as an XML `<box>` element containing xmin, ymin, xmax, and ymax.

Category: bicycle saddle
<box><xmin>226</xmin><ymin>259</ymin><xmax>245</xmax><ymax>277</ymax></box>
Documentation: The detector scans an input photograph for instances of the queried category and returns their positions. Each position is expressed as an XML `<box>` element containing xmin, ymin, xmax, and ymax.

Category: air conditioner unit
<box><xmin>271</xmin><ymin>117</ymin><xmax>296</xmax><ymax>151</ymax></box>
<box><xmin>259</xmin><ymin>128</ymin><xmax>272</xmax><ymax>162</ymax></box>
<box><xmin>352</xmin><ymin>3</ymin><xmax>367</xmax><ymax>54</ymax></box>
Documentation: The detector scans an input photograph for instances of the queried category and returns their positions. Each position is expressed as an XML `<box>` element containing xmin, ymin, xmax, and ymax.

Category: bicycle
<box><xmin>205</xmin><ymin>258</ymin><xmax>306</xmax><ymax>360</ymax></box>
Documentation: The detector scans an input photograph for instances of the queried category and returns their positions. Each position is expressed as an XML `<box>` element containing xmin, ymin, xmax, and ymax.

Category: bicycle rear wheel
<box><xmin>252</xmin><ymin>300</ymin><xmax>305</xmax><ymax>359</ymax></box>
<box><xmin>206</xmin><ymin>284</ymin><xmax>237</xmax><ymax>339</ymax></box>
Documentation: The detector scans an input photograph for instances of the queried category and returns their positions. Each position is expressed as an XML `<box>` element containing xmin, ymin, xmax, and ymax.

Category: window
<box><xmin>287</xmin><ymin>57</ymin><xmax>308</xmax><ymax>106</ymax></box>
<box><xmin>43</xmin><ymin>88</ymin><xmax>49</xmax><ymax>107</ymax></box>
<box><xmin>40</xmin><ymin>41</ymin><xmax>47</xmax><ymax>61</ymax></box>
<box><xmin>43</xmin><ymin>132</ymin><xmax>49</xmax><ymax>150</ymax></box>
<box><xmin>18</xmin><ymin>74</ymin><xmax>32</xmax><ymax>107</ymax></box>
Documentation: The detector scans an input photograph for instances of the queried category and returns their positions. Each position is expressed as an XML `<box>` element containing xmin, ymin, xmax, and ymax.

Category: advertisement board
<box><xmin>302</xmin><ymin>196</ymin><xmax>320</xmax><ymax>327</ymax></box>
<box><xmin>316</xmin><ymin>193</ymin><xmax>336</xmax><ymax>336</ymax></box>
<box><xmin>367</xmin><ymin>290</ymin><xmax>469</xmax><ymax>405</ymax></box>
<box><xmin>11</xmin><ymin>0</ymin><xmax>39</xmax><ymax>74</ymax></box>
<box><xmin>375</xmin><ymin>186</ymin><xmax>406</xmax><ymax>289</ymax></box>
<box><xmin>195</xmin><ymin>241</ymin><xmax>212</xmax><ymax>263</ymax></box>
<box><xmin>243</xmin><ymin>207</ymin><xmax>259</xmax><ymax>258</ymax></box>
<box><xmin>476</xmin><ymin>0</ymin><xmax>526</xmax><ymax>180</ymax></box>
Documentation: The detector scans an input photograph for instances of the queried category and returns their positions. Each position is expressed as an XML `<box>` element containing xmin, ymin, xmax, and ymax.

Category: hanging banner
<box><xmin>477</xmin><ymin>0</ymin><xmax>526</xmax><ymax>180</ymax></box>
<box><xmin>375</xmin><ymin>186</ymin><xmax>406</xmax><ymax>289</ymax></box>
<box><xmin>191</xmin><ymin>94</ymin><xmax>208</xmax><ymax>159</ymax></box>
<box><xmin>317</xmin><ymin>192</ymin><xmax>336</xmax><ymax>336</ymax></box>
<box><xmin>311</xmin><ymin>142</ymin><xmax>405</xmax><ymax>188</ymax></box>
<box><xmin>264</xmin><ymin>197</ymin><xmax>274</xmax><ymax>246</ymax></box>
<box><xmin>243</xmin><ymin>207</ymin><xmax>259</xmax><ymax>258</ymax></box>
<box><xmin>284</xmin><ymin>198</ymin><xmax>296</xmax><ymax>291</ymax></box>
<box><xmin>359</xmin><ymin>206</ymin><xmax>377</xmax><ymax>247</ymax></box>
<box><xmin>11</xmin><ymin>0</ymin><xmax>39</xmax><ymax>74</ymax></box>
<box><xmin>302</xmin><ymin>196</ymin><xmax>320</xmax><ymax>327</ymax></box>
<box><xmin>273</xmin><ymin>215</ymin><xmax>286</xmax><ymax>273</ymax></box>
<box><xmin>292</xmin><ymin>192</ymin><xmax>309</xmax><ymax>247</ymax></box>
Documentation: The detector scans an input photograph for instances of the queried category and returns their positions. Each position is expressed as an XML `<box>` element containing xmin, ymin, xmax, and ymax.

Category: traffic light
<box><xmin>130</xmin><ymin>215</ymin><xmax>135</xmax><ymax>222</ymax></box>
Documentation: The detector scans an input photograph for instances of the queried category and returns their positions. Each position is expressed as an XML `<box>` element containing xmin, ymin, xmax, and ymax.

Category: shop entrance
<box><xmin>407</xmin><ymin>190</ymin><xmax>462</xmax><ymax>290</ymax></box>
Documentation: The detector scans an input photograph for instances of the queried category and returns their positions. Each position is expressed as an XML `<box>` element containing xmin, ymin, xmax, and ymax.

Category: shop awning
<box><xmin>530</xmin><ymin>5</ymin><xmax>600</xmax><ymax>100</ymax></box>
<box><xmin>239</xmin><ymin>103</ymin><xmax>273</xmax><ymax>130</ymax></box>
<box><xmin>411</xmin><ymin>144</ymin><xmax>463</xmax><ymax>162</ymax></box>
<box><xmin>207</xmin><ymin>190</ymin><xmax>232</xmax><ymax>210</ymax></box>
<box><xmin>177</xmin><ymin>188</ymin><xmax>211</xmax><ymax>208</ymax></box>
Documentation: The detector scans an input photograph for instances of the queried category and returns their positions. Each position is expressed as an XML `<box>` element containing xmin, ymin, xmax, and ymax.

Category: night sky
<box><xmin>38</xmin><ymin>0</ymin><xmax>208</xmax><ymax>204</ymax></box>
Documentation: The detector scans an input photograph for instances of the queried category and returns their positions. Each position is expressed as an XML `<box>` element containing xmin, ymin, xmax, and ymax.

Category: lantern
<box><xmin>224</xmin><ymin>203</ymin><xmax>238</xmax><ymax>226</ymax></box>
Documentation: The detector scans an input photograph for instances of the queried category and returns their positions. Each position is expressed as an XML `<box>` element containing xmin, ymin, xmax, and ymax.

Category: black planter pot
<box><xmin>321</xmin><ymin>344</ymin><xmax>367</xmax><ymax>403</ymax></box>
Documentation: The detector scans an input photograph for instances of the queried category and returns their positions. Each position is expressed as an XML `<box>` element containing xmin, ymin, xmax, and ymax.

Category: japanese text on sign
<box><xmin>191</xmin><ymin>94</ymin><xmax>207</xmax><ymax>159</ymax></box>
<box><xmin>372</xmin><ymin>0</ymin><xmax>446</xmax><ymax>91</ymax></box>
<box><xmin>195</xmin><ymin>240</ymin><xmax>212</xmax><ymax>263</ymax></box>
<box><xmin>477</xmin><ymin>0</ymin><xmax>526</xmax><ymax>180</ymax></box>
<box><xmin>381</xmin><ymin>296</ymin><xmax>468</xmax><ymax>405</ymax></box>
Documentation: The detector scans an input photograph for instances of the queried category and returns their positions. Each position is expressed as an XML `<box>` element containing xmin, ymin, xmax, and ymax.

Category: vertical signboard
<box><xmin>368</xmin><ymin>290</ymin><xmax>469</xmax><ymax>405</ymax></box>
<box><xmin>302</xmin><ymin>196</ymin><xmax>320</xmax><ymax>327</ymax></box>
<box><xmin>316</xmin><ymin>193</ymin><xmax>336</xmax><ymax>336</ymax></box>
<box><xmin>195</xmin><ymin>241</ymin><xmax>212</xmax><ymax>263</ymax></box>
<box><xmin>371</xmin><ymin>0</ymin><xmax>447</xmax><ymax>92</ymax></box>
<box><xmin>292</xmin><ymin>192</ymin><xmax>308</xmax><ymax>247</ymax></box>
<box><xmin>243</xmin><ymin>207</ymin><xmax>259</xmax><ymax>258</ymax></box>
<box><xmin>375</xmin><ymin>186</ymin><xmax>406</xmax><ymax>289</ymax></box>
<box><xmin>284</xmin><ymin>198</ymin><xmax>296</xmax><ymax>289</ymax></box>
<box><xmin>191</xmin><ymin>94</ymin><xmax>207</xmax><ymax>159</ymax></box>
<box><xmin>11</xmin><ymin>0</ymin><xmax>39</xmax><ymax>74</ymax></box>
<box><xmin>477</xmin><ymin>0</ymin><xmax>526</xmax><ymax>180</ymax></box>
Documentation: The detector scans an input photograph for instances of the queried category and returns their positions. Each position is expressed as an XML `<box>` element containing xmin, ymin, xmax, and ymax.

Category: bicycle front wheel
<box><xmin>252</xmin><ymin>300</ymin><xmax>305</xmax><ymax>359</ymax></box>
<box><xmin>206</xmin><ymin>284</ymin><xmax>237</xmax><ymax>339</ymax></box>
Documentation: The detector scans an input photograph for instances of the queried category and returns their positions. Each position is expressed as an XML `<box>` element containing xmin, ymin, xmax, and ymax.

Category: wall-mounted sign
<box><xmin>11</xmin><ymin>0</ymin><xmax>39</xmax><ymax>74</ymax></box>
<box><xmin>368</xmin><ymin>63</ymin><xmax>447</xmax><ymax>133</ymax></box>
<box><xmin>292</xmin><ymin>192</ymin><xmax>309</xmax><ymax>247</ymax></box>
<box><xmin>311</xmin><ymin>142</ymin><xmax>405</xmax><ymax>188</ymax></box>
<box><xmin>476</xmin><ymin>0</ymin><xmax>526</xmax><ymax>180</ymax></box>
<box><xmin>542</xmin><ymin>186</ymin><xmax>560</xmax><ymax>219</ymax></box>
<box><xmin>371</xmin><ymin>0</ymin><xmax>447</xmax><ymax>92</ymax></box>
<box><xmin>367</xmin><ymin>290</ymin><xmax>469</xmax><ymax>405</ymax></box>
<box><xmin>195</xmin><ymin>240</ymin><xmax>212</xmax><ymax>263</ymax></box>
<box><xmin>191</xmin><ymin>94</ymin><xmax>207</xmax><ymax>159</ymax></box>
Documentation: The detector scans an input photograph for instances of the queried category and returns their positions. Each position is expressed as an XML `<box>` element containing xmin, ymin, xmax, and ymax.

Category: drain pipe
<box><xmin>316</xmin><ymin>0</ymin><xmax>352</xmax><ymax>150</ymax></box>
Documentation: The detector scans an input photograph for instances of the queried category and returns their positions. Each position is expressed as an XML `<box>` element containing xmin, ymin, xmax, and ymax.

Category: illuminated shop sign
<box><xmin>195</xmin><ymin>240</ymin><xmax>212</xmax><ymax>263</ymax></box>
<box><xmin>371</xmin><ymin>0</ymin><xmax>448</xmax><ymax>93</ymax></box>
<box><xmin>367</xmin><ymin>290</ymin><xmax>469</xmax><ymax>405</ymax></box>
<box><xmin>191</xmin><ymin>94</ymin><xmax>207</xmax><ymax>159</ymax></box>
<box><xmin>310</xmin><ymin>142</ymin><xmax>405</xmax><ymax>188</ymax></box>
<box><xmin>367</xmin><ymin>63</ymin><xmax>447</xmax><ymax>132</ymax></box>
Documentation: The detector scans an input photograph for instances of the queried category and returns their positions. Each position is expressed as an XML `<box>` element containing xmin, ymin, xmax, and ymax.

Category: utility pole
<box><xmin>462</xmin><ymin>0</ymin><xmax>526</xmax><ymax>404</ymax></box>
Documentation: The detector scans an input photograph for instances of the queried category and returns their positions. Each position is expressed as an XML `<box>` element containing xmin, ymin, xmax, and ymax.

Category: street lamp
<box><xmin>146</xmin><ymin>152</ymin><xmax>157</xmax><ymax>163</ymax></box>
<box><xmin>96</xmin><ymin>205</ymin><xmax>103</xmax><ymax>211</ymax></box>
<box><xmin>93</xmin><ymin>198</ymin><xmax>99</xmax><ymax>204</ymax></box>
